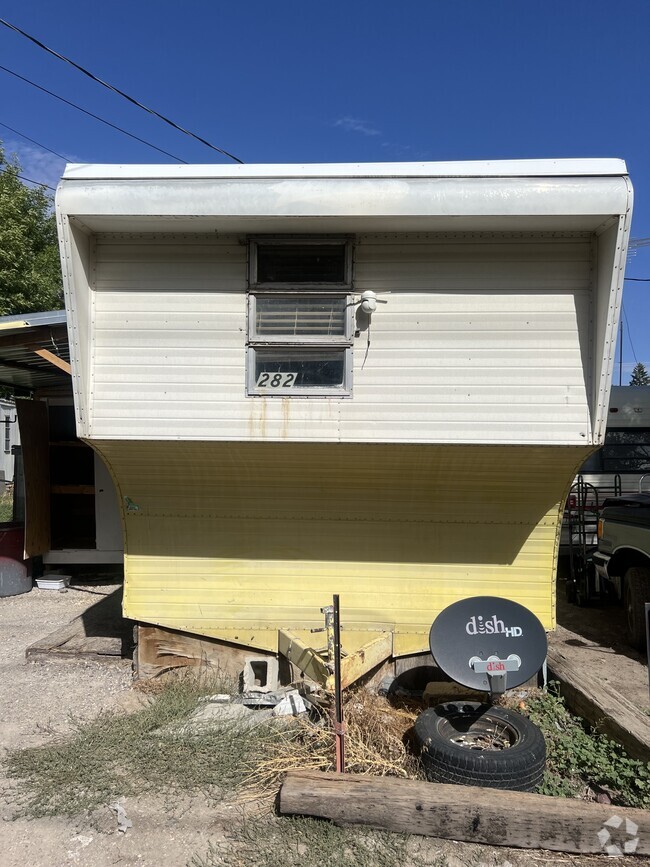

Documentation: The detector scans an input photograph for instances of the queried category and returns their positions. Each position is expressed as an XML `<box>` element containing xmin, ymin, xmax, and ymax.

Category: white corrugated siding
<box><xmin>89</xmin><ymin>232</ymin><xmax>593</xmax><ymax>444</ymax></box>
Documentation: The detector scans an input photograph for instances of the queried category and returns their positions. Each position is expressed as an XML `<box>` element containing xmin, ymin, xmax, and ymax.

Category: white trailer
<box><xmin>55</xmin><ymin>159</ymin><xmax>632</xmax><ymax>678</ymax></box>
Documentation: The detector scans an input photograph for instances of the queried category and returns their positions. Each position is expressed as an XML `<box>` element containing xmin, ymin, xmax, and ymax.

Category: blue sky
<box><xmin>1</xmin><ymin>0</ymin><xmax>649</xmax><ymax>377</ymax></box>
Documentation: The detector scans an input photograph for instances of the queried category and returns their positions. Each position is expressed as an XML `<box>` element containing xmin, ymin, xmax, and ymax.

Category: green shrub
<box><xmin>524</xmin><ymin>685</ymin><xmax>650</xmax><ymax>808</ymax></box>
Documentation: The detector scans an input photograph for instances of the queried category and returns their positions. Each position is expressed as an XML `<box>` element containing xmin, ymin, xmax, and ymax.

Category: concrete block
<box><xmin>243</xmin><ymin>656</ymin><xmax>280</xmax><ymax>693</ymax></box>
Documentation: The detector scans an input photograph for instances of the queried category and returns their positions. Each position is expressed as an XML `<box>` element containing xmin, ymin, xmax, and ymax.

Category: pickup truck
<box><xmin>592</xmin><ymin>494</ymin><xmax>650</xmax><ymax>650</ymax></box>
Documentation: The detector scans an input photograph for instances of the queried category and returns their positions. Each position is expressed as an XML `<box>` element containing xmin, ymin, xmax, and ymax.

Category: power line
<box><xmin>622</xmin><ymin>305</ymin><xmax>638</xmax><ymax>364</ymax></box>
<box><xmin>17</xmin><ymin>172</ymin><xmax>54</xmax><ymax>190</ymax></box>
<box><xmin>0</xmin><ymin>64</ymin><xmax>187</xmax><ymax>163</ymax></box>
<box><xmin>1</xmin><ymin>168</ymin><xmax>56</xmax><ymax>190</ymax></box>
<box><xmin>0</xmin><ymin>119</ymin><xmax>68</xmax><ymax>160</ymax></box>
<box><xmin>625</xmin><ymin>277</ymin><xmax>650</xmax><ymax>282</ymax></box>
<box><xmin>0</xmin><ymin>17</ymin><xmax>244</xmax><ymax>164</ymax></box>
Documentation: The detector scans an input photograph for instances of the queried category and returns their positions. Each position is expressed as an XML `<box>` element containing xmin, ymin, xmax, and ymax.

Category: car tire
<box><xmin>414</xmin><ymin>701</ymin><xmax>546</xmax><ymax>792</ymax></box>
<box><xmin>624</xmin><ymin>566</ymin><xmax>650</xmax><ymax>651</ymax></box>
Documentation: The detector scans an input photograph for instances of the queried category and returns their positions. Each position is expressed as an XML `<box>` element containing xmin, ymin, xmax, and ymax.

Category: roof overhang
<box><xmin>0</xmin><ymin>311</ymin><xmax>71</xmax><ymax>393</ymax></box>
<box><xmin>56</xmin><ymin>159</ymin><xmax>632</xmax><ymax>236</ymax></box>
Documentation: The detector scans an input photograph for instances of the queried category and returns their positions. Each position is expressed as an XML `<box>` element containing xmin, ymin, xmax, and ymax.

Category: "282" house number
<box><xmin>256</xmin><ymin>372</ymin><xmax>297</xmax><ymax>389</ymax></box>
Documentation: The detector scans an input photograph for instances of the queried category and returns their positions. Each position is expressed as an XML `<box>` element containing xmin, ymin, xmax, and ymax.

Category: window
<box><xmin>581</xmin><ymin>428</ymin><xmax>650</xmax><ymax>474</ymax></box>
<box><xmin>3</xmin><ymin>416</ymin><xmax>10</xmax><ymax>454</ymax></box>
<box><xmin>247</xmin><ymin>239</ymin><xmax>353</xmax><ymax>396</ymax></box>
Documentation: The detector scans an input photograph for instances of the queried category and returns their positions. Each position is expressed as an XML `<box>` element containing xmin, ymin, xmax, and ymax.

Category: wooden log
<box><xmin>279</xmin><ymin>770</ymin><xmax>650</xmax><ymax>855</ymax></box>
<box><xmin>547</xmin><ymin>645</ymin><xmax>650</xmax><ymax>762</ymax></box>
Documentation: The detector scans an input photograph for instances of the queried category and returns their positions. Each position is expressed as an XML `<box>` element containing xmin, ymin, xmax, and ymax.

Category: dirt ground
<box><xmin>0</xmin><ymin>582</ymin><xmax>648</xmax><ymax>867</ymax></box>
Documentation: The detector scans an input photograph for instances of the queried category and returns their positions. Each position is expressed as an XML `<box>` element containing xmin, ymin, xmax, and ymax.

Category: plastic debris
<box><xmin>109</xmin><ymin>801</ymin><xmax>133</xmax><ymax>834</ymax></box>
<box><xmin>272</xmin><ymin>690</ymin><xmax>307</xmax><ymax>717</ymax></box>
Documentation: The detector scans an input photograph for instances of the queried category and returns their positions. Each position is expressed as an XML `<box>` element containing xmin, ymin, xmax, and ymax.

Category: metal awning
<box><xmin>0</xmin><ymin>311</ymin><xmax>71</xmax><ymax>392</ymax></box>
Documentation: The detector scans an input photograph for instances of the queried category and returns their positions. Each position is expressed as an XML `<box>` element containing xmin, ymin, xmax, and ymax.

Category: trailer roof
<box><xmin>57</xmin><ymin>159</ymin><xmax>632</xmax><ymax>234</ymax></box>
<box><xmin>62</xmin><ymin>158</ymin><xmax>628</xmax><ymax>181</ymax></box>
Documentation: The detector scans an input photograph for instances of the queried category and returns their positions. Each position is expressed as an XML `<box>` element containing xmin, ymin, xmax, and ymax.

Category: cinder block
<box><xmin>242</xmin><ymin>656</ymin><xmax>280</xmax><ymax>693</ymax></box>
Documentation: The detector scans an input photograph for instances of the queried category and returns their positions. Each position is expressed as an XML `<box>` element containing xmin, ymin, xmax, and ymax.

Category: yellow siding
<box><xmin>93</xmin><ymin>441</ymin><xmax>591</xmax><ymax>655</ymax></box>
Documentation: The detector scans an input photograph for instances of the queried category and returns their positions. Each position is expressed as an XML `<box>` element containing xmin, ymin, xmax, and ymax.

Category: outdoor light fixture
<box><xmin>360</xmin><ymin>290</ymin><xmax>379</xmax><ymax>314</ymax></box>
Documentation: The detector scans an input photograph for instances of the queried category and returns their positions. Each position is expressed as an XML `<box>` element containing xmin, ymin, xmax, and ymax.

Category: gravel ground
<box><xmin>0</xmin><ymin>583</ymin><xmax>647</xmax><ymax>867</ymax></box>
<box><xmin>0</xmin><ymin>583</ymin><xmax>224</xmax><ymax>867</ymax></box>
<box><xmin>0</xmin><ymin>584</ymin><xmax>132</xmax><ymax>752</ymax></box>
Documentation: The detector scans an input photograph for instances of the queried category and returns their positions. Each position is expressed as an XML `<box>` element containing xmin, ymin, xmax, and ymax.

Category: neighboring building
<box><xmin>54</xmin><ymin>159</ymin><xmax>632</xmax><ymax>678</ymax></box>
<box><xmin>0</xmin><ymin>311</ymin><xmax>123</xmax><ymax>564</ymax></box>
<box><xmin>0</xmin><ymin>397</ymin><xmax>19</xmax><ymax>486</ymax></box>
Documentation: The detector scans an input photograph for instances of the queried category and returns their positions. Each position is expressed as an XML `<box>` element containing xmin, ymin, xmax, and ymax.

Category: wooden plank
<box><xmin>135</xmin><ymin>622</ymin><xmax>282</xmax><ymax>681</ymax></box>
<box><xmin>325</xmin><ymin>632</ymin><xmax>392</xmax><ymax>691</ymax></box>
<box><xmin>16</xmin><ymin>399</ymin><xmax>50</xmax><ymax>557</ymax></box>
<box><xmin>26</xmin><ymin>588</ymin><xmax>130</xmax><ymax>660</ymax></box>
<box><xmin>44</xmin><ymin>549</ymin><xmax>123</xmax><ymax>564</ymax></box>
<box><xmin>278</xmin><ymin>628</ymin><xmax>329</xmax><ymax>686</ymax></box>
<box><xmin>547</xmin><ymin>645</ymin><xmax>650</xmax><ymax>762</ymax></box>
<box><xmin>51</xmin><ymin>484</ymin><xmax>96</xmax><ymax>495</ymax></box>
<box><xmin>280</xmin><ymin>770</ymin><xmax>650</xmax><ymax>855</ymax></box>
<box><xmin>34</xmin><ymin>348</ymin><xmax>72</xmax><ymax>375</ymax></box>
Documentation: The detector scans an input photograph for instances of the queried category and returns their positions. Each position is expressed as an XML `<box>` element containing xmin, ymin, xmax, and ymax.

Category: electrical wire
<box><xmin>625</xmin><ymin>277</ymin><xmax>650</xmax><ymax>282</ymax></box>
<box><xmin>0</xmin><ymin>17</ymin><xmax>244</xmax><ymax>164</ymax></box>
<box><xmin>0</xmin><ymin>64</ymin><xmax>188</xmax><ymax>163</ymax></box>
<box><xmin>0</xmin><ymin>119</ymin><xmax>68</xmax><ymax>160</ymax></box>
<box><xmin>622</xmin><ymin>305</ymin><xmax>638</xmax><ymax>364</ymax></box>
<box><xmin>1</xmin><ymin>169</ymin><xmax>56</xmax><ymax>190</ymax></box>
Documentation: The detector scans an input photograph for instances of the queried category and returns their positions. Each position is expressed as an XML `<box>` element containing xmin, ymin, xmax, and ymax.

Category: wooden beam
<box><xmin>325</xmin><ymin>632</ymin><xmax>392</xmax><ymax>691</ymax></box>
<box><xmin>51</xmin><ymin>484</ymin><xmax>95</xmax><ymax>495</ymax></box>
<box><xmin>280</xmin><ymin>770</ymin><xmax>650</xmax><ymax>855</ymax></box>
<box><xmin>34</xmin><ymin>348</ymin><xmax>71</xmax><ymax>375</ymax></box>
<box><xmin>547</xmin><ymin>645</ymin><xmax>650</xmax><ymax>762</ymax></box>
<box><xmin>278</xmin><ymin>628</ymin><xmax>329</xmax><ymax>686</ymax></box>
<box><xmin>135</xmin><ymin>623</ymin><xmax>279</xmax><ymax>681</ymax></box>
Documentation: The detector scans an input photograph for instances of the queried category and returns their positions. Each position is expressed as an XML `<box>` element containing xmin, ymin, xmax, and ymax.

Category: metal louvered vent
<box><xmin>255</xmin><ymin>297</ymin><xmax>347</xmax><ymax>338</ymax></box>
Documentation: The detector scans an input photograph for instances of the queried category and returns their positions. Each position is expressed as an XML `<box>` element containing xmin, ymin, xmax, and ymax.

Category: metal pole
<box><xmin>333</xmin><ymin>594</ymin><xmax>346</xmax><ymax>773</ymax></box>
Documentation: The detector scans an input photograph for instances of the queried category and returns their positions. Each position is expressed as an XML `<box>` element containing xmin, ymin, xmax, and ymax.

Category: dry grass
<box><xmin>242</xmin><ymin>690</ymin><xmax>424</xmax><ymax>797</ymax></box>
<box><xmin>5</xmin><ymin>674</ymin><xmax>426</xmax><ymax>818</ymax></box>
<box><xmin>0</xmin><ymin>488</ymin><xmax>13</xmax><ymax>522</ymax></box>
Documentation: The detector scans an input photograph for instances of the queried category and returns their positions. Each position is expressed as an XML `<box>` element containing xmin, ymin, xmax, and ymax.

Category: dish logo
<box><xmin>465</xmin><ymin>615</ymin><xmax>523</xmax><ymax>638</ymax></box>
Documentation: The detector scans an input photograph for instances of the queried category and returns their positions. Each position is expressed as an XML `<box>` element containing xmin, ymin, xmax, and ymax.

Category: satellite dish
<box><xmin>429</xmin><ymin>596</ymin><xmax>547</xmax><ymax>695</ymax></box>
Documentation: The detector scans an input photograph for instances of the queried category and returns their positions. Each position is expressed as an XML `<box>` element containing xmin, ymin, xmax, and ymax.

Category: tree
<box><xmin>0</xmin><ymin>144</ymin><xmax>63</xmax><ymax>316</ymax></box>
<box><xmin>629</xmin><ymin>362</ymin><xmax>650</xmax><ymax>386</ymax></box>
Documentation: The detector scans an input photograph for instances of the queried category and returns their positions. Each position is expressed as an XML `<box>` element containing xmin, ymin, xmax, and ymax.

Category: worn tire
<box><xmin>624</xmin><ymin>567</ymin><xmax>650</xmax><ymax>651</ymax></box>
<box><xmin>414</xmin><ymin>701</ymin><xmax>546</xmax><ymax>792</ymax></box>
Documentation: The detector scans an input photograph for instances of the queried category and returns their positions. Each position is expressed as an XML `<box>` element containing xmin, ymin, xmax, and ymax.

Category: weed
<box><xmin>522</xmin><ymin>684</ymin><xmax>650</xmax><ymax>808</ymax></box>
<box><xmin>5</xmin><ymin>673</ymin><xmax>282</xmax><ymax>817</ymax></box>
<box><xmin>0</xmin><ymin>488</ymin><xmax>13</xmax><ymax>522</ymax></box>
<box><xmin>187</xmin><ymin>815</ymin><xmax>444</xmax><ymax>867</ymax></box>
